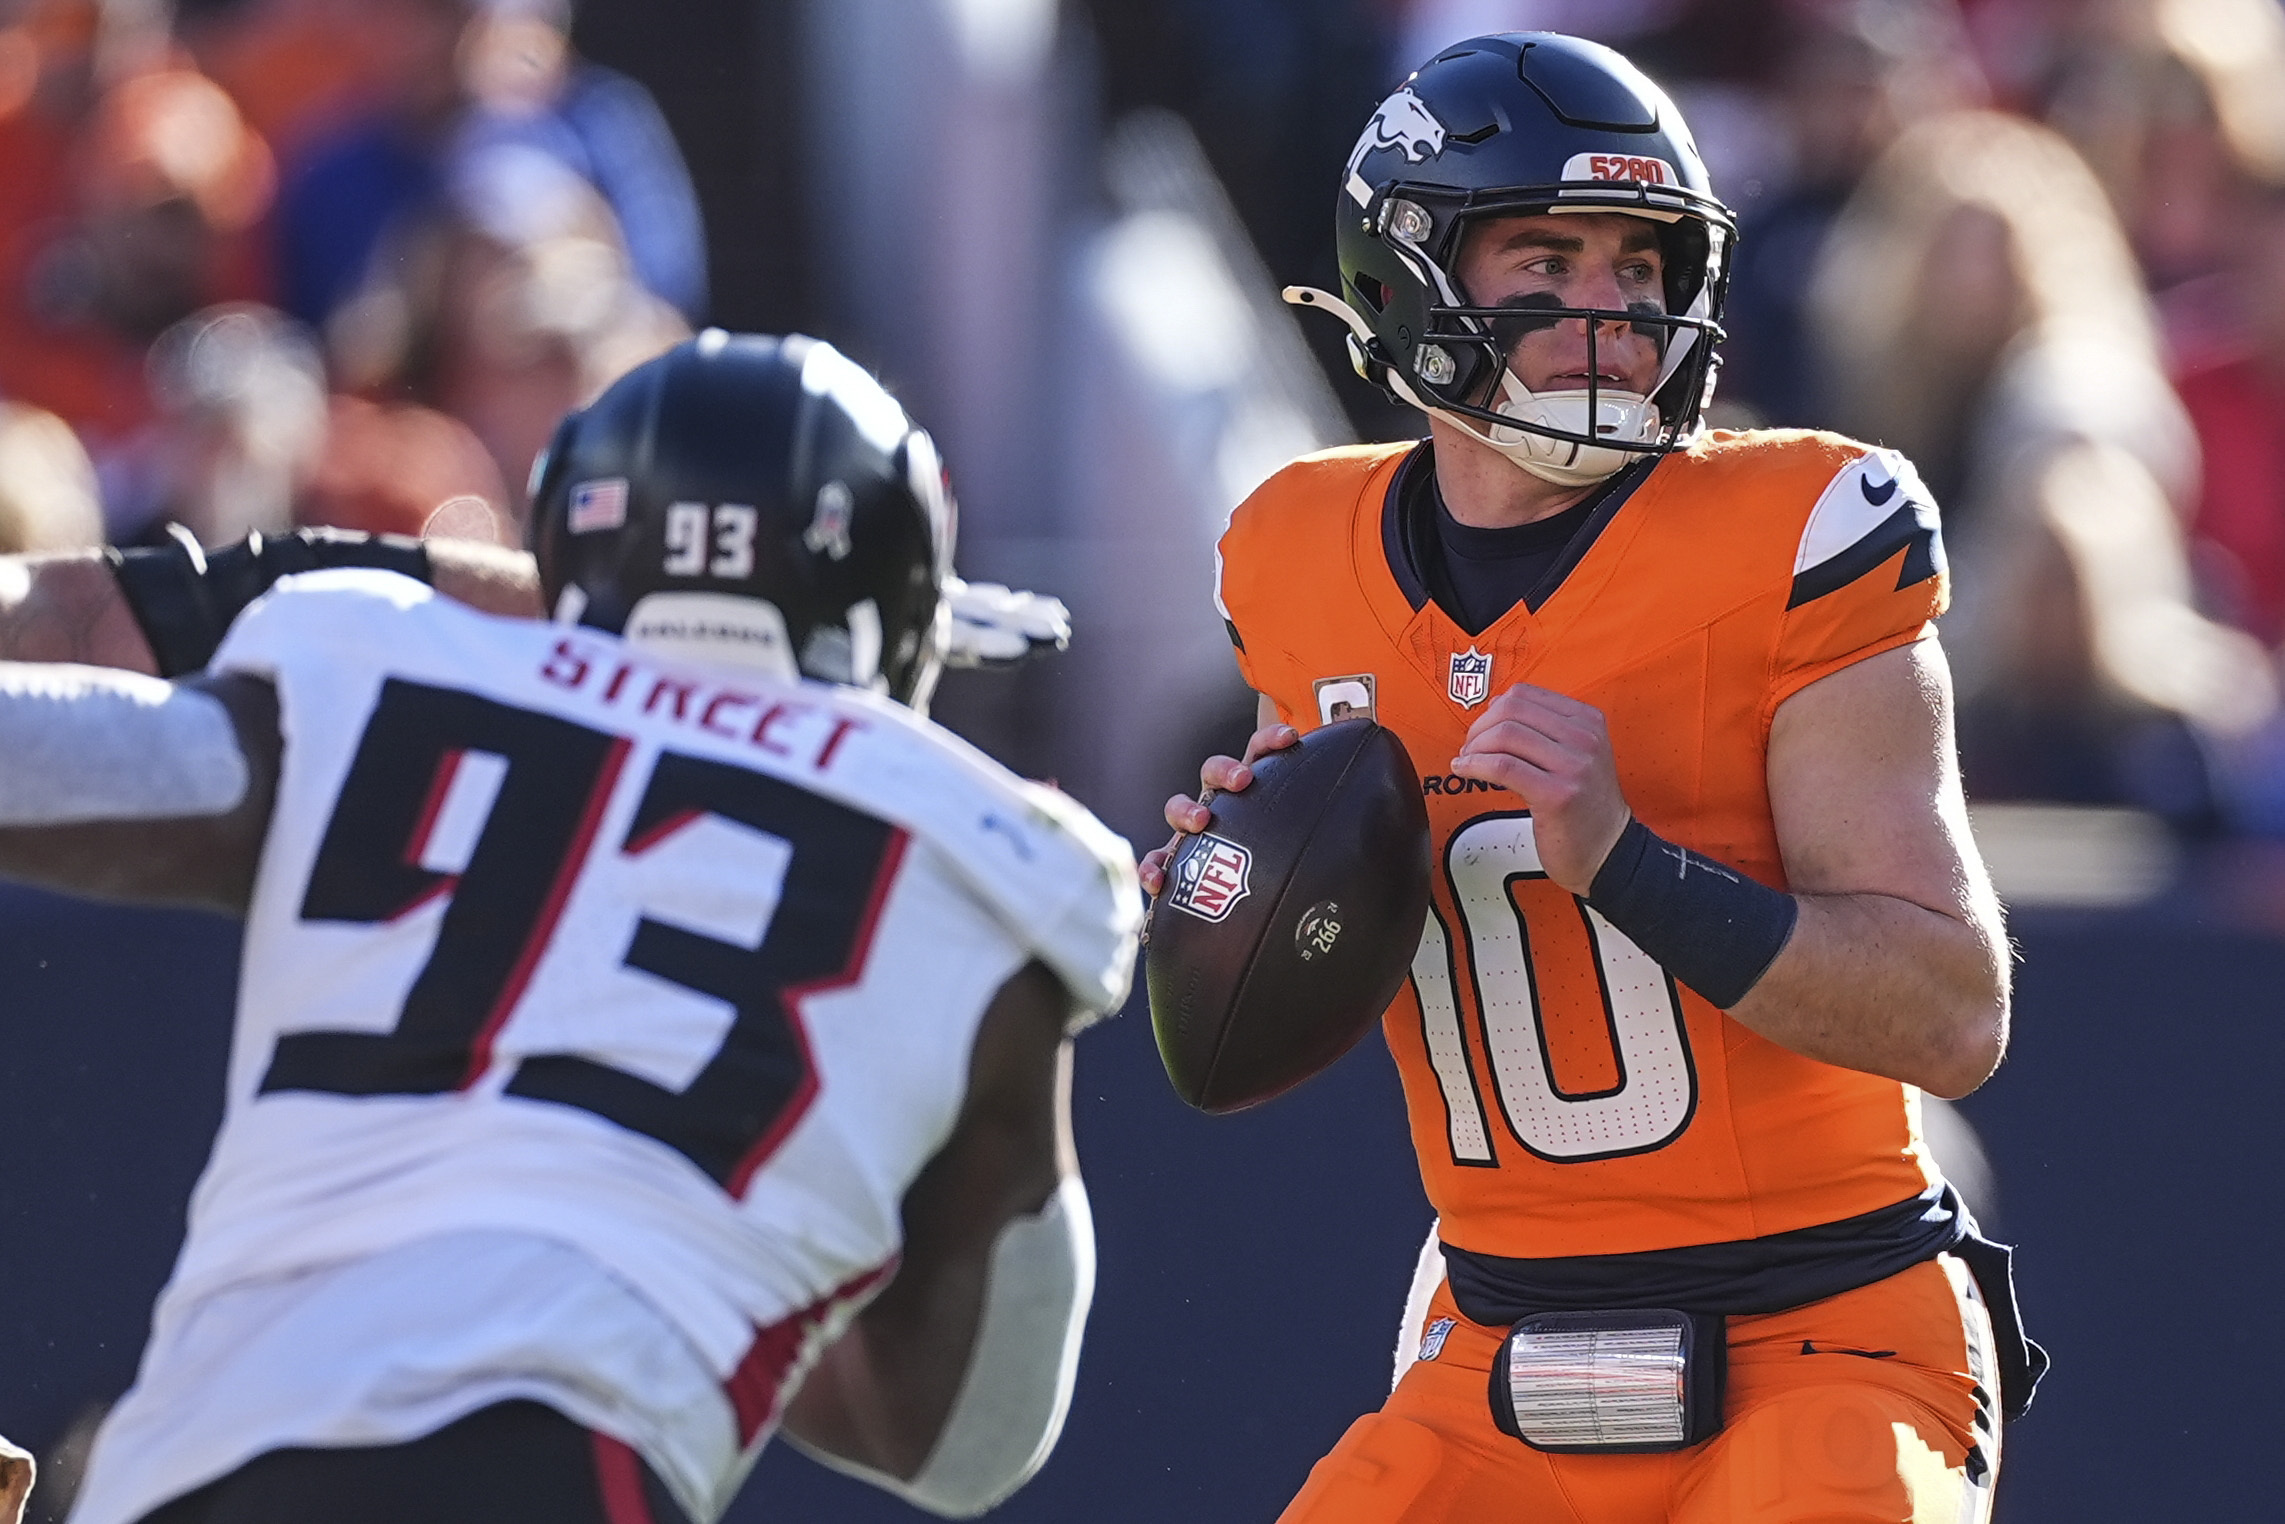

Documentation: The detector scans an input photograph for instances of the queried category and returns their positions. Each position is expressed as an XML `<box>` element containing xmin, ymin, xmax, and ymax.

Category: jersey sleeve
<box><xmin>1215</xmin><ymin>447</ymin><xmax>1400</xmax><ymax>706</ymax></box>
<box><xmin>821</xmin><ymin>710</ymin><xmax>1144</xmax><ymax>1022</ymax></box>
<box><xmin>208</xmin><ymin>567</ymin><xmax>441</xmax><ymax>682</ymax></box>
<box><xmin>1769</xmin><ymin>446</ymin><xmax>1948</xmax><ymax>709</ymax></box>
<box><xmin>1007</xmin><ymin>780</ymin><xmax>1145</xmax><ymax>1020</ymax></box>
<box><xmin>1214</xmin><ymin>501</ymin><xmax>1270</xmax><ymax>696</ymax></box>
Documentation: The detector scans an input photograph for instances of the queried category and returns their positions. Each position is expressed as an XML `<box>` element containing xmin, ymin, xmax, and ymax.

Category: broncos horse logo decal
<box><xmin>1347</xmin><ymin>86</ymin><xmax>1448</xmax><ymax>203</ymax></box>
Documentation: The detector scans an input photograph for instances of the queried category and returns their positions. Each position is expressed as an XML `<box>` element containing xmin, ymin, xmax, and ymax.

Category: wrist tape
<box><xmin>110</xmin><ymin>526</ymin><xmax>432</xmax><ymax>677</ymax></box>
<box><xmin>1586</xmin><ymin>819</ymin><xmax>1797</xmax><ymax>1009</ymax></box>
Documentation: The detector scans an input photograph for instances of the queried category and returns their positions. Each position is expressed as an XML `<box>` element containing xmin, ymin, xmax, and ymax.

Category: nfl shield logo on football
<box><xmin>1169</xmin><ymin>833</ymin><xmax>1253</xmax><ymax>923</ymax></box>
<box><xmin>1448</xmin><ymin>647</ymin><xmax>1492</xmax><ymax>708</ymax></box>
<box><xmin>1418</xmin><ymin>1316</ymin><xmax>1456</xmax><ymax>1362</ymax></box>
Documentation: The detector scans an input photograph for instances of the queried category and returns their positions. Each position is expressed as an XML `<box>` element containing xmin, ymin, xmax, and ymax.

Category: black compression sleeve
<box><xmin>1586</xmin><ymin>819</ymin><xmax>1799</xmax><ymax>1009</ymax></box>
<box><xmin>109</xmin><ymin>526</ymin><xmax>432</xmax><ymax>677</ymax></box>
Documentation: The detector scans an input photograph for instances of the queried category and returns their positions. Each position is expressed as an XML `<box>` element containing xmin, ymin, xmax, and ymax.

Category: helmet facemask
<box><xmin>1383</xmin><ymin>200</ymin><xmax>1728</xmax><ymax>486</ymax></box>
<box><xmin>1307</xmin><ymin>34</ymin><xmax>1739</xmax><ymax>488</ymax></box>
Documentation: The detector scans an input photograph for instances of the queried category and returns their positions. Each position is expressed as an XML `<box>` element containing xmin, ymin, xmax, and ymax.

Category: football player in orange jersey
<box><xmin>1142</xmin><ymin>33</ymin><xmax>2043</xmax><ymax>1524</ymax></box>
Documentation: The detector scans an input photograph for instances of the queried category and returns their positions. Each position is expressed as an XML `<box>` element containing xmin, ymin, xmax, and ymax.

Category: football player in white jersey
<box><xmin>0</xmin><ymin>331</ymin><xmax>1142</xmax><ymax>1524</ymax></box>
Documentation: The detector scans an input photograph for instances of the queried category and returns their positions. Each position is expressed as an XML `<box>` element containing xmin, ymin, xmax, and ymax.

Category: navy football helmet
<box><xmin>1287</xmin><ymin>33</ymin><xmax>1735</xmax><ymax>484</ymax></box>
<box><xmin>528</xmin><ymin>330</ymin><xmax>955</xmax><ymax>708</ymax></box>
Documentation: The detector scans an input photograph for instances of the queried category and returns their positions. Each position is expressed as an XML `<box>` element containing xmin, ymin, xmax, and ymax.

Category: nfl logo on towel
<box><xmin>1448</xmin><ymin>647</ymin><xmax>1492</xmax><ymax>708</ymax></box>
<box><xmin>568</xmin><ymin>478</ymin><xmax>629</xmax><ymax>534</ymax></box>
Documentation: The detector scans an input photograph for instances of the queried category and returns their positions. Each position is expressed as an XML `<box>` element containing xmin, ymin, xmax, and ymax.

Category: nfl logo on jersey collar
<box><xmin>1448</xmin><ymin>647</ymin><xmax>1492</xmax><ymax>709</ymax></box>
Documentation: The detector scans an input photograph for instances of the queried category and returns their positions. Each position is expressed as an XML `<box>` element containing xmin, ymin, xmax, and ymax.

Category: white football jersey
<box><xmin>70</xmin><ymin>570</ymin><xmax>1139</xmax><ymax>1524</ymax></box>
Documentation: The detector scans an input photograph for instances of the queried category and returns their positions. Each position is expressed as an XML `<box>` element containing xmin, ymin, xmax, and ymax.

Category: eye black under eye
<box><xmin>1488</xmin><ymin>291</ymin><xmax>1564</xmax><ymax>347</ymax></box>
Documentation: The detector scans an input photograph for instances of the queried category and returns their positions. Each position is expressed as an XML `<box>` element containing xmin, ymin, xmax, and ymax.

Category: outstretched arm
<box><xmin>0</xmin><ymin>668</ymin><xmax>279</xmax><ymax>913</ymax></box>
<box><xmin>0</xmin><ymin>538</ymin><xmax>546</xmax><ymax>675</ymax></box>
<box><xmin>782</xmin><ymin>959</ymin><xmax>1088</xmax><ymax>1516</ymax></box>
<box><xmin>0</xmin><ymin>551</ymin><xmax>158</xmax><ymax>672</ymax></box>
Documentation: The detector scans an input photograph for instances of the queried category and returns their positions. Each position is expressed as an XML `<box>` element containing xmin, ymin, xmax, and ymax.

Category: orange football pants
<box><xmin>1278</xmin><ymin>1255</ymin><xmax>1999</xmax><ymax>1524</ymax></box>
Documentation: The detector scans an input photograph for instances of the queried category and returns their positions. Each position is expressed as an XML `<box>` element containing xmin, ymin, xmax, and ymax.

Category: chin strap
<box><xmin>1283</xmin><ymin>287</ymin><xmax>1647</xmax><ymax>486</ymax></box>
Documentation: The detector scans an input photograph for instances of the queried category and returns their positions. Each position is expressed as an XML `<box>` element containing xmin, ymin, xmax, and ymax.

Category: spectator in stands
<box><xmin>2171</xmin><ymin>183</ymin><xmax>2285</xmax><ymax>649</ymax></box>
<box><xmin>0</xmin><ymin>65</ymin><xmax>274</xmax><ymax>505</ymax></box>
<box><xmin>105</xmin><ymin>303</ymin><xmax>325</xmax><ymax>544</ymax></box>
<box><xmin>328</xmin><ymin>139</ymin><xmax>685</xmax><ymax>530</ymax></box>
<box><xmin>0</xmin><ymin>400</ymin><xmax>102</xmax><ymax>553</ymax></box>
<box><xmin>177</xmin><ymin>0</ymin><xmax>420</xmax><ymax>165</ymax></box>
<box><xmin>455</xmin><ymin>0</ymin><xmax>706</xmax><ymax>321</ymax></box>
<box><xmin>1719</xmin><ymin>0</ymin><xmax>1986</xmax><ymax>427</ymax></box>
<box><xmin>2039</xmin><ymin>0</ymin><xmax>2285</xmax><ymax>309</ymax></box>
<box><xmin>2037</xmin><ymin>0</ymin><xmax>2285</xmax><ymax>659</ymax></box>
<box><xmin>299</xmin><ymin>393</ymin><xmax>512</xmax><ymax>542</ymax></box>
<box><xmin>271</xmin><ymin>0</ymin><xmax>704</xmax><ymax>333</ymax></box>
<box><xmin>1811</xmin><ymin>109</ymin><xmax>2272</xmax><ymax>816</ymax></box>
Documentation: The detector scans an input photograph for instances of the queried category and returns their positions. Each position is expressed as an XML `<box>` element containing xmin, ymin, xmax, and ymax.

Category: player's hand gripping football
<box><xmin>1450</xmin><ymin>682</ymin><xmax>1633</xmax><ymax>895</ymax></box>
<box><xmin>1138</xmin><ymin>722</ymin><xmax>1300</xmax><ymax>897</ymax></box>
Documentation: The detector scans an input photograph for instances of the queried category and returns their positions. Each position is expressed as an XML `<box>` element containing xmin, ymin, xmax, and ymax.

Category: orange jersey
<box><xmin>1215</xmin><ymin>432</ymin><xmax>1949</xmax><ymax>1260</ymax></box>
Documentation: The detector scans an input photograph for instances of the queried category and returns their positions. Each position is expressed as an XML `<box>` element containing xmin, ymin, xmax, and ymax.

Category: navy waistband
<box><xmin>1442</xmin><ymin>1184</ymin><xmax>2047</xmax><ymax>1420</ymax></box>
<box><xmin>1442</xmin><ymin>1187</ymin><xmax>1967</xmax><ymax>1323</ymax></box>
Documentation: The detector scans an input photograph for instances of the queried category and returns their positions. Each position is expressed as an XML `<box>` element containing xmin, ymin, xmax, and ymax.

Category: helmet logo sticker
<box><xmin>1449</xmin><ymin>647</ymin><xmax>1493</xmax><ymax>709</ymax></box>
<box><xmin>804</xmin><ymin>481</ymin><xmax>855</xmax><ymax>561</ymax></box>
<box><xmin>1347</xmin><ymin>86</ymin><xmax>1448</xmax><ymax>204</ymax></box>
<box><xmin>567</xmin><ymin>478</ymin><xmax>628</xmax><ymax>534</ymax></box>
<box><xmin>1561</xmin><ymin>152</ymin><xmax>1678</xmax><ymax>186</ymax></box>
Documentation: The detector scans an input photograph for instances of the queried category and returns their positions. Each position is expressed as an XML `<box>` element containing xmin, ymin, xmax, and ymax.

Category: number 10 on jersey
<box><xmin>1410</xmin><ymin>813</ymin><xmax>1698</xmax><ymax>1166</ymax></box>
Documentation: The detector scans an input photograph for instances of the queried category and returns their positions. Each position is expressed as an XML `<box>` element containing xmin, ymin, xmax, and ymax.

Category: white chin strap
<box><xmin>1282</xmin><ymin>287</ymin><xmax>1657</xmax><ymax>487</ymax></box>
<box><xmin>1450</xmin><ymin>371</ymin><xmax>1659</xmax><ymax>487</ymax></box>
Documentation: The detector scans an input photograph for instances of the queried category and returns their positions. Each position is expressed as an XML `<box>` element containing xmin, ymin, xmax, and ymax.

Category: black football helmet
<box><xmin>1287</xmin><ymin>33</ymin><xmax>1735</xmax><ymax>484</ymax></box>
<box><xmin>528</xmin><ymin>330</ymin><xmax>954</xmax><ymax>707</ymax></box>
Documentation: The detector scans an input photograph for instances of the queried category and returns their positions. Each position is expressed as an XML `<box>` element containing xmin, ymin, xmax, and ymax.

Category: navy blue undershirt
<box><xmin>1427</xmin><ymin>480</ymin><xmax>1600</xmax><ymax>636</ymax></box>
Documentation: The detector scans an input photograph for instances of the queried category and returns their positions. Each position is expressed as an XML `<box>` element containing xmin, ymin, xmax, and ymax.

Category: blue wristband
<box><xmin>1586</xmin><ymin>819</ymin><xmax>1798</xmax><ymax>1009</ymax></box>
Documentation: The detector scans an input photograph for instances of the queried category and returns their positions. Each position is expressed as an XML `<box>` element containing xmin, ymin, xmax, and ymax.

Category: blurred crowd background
<box><xmin>4</xmin><ymin>0</ymin><xmax>2285</xmax><ymax>866</ymax></box>
<box><xmin>3</xmin><ymin>1</ymin><xmax>2284</xmax><ymax>1521</ymax></box>
<box><xmin>4</xmin><ymin>0</ymin><xmax>2285</xmax><ymax>877</ymax></box>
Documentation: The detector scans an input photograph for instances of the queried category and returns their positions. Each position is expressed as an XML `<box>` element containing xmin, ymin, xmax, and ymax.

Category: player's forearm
<box><xmin>0</xmin><ymin>551</ymin><xmax>159</xmax><ymax>672</ymax></box>
<box><xmin>426</xmin><ymin>540</ymin><xmax>545</xmax><ymax>619</ymax></box>
<box><xmin>1727</xmin><ymin>889</ymin><xmax>2009</xmax><ymax>1098</ymax></box>
<box><xmin>793</xmin><ymin>1086</ymin><xmax>1068</xmax><ymax>1477</ymax></box>
<box><xmin>0</xmin><ymin>669</ymin><xmax>274</xmax><ymax>912</ymax></box>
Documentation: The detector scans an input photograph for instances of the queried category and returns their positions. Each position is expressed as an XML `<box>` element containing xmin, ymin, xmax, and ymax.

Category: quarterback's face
<box><xmin>1454</xmin><ymin>212</ymin><xmax>1666</xmax><ymax>397</ymax></box>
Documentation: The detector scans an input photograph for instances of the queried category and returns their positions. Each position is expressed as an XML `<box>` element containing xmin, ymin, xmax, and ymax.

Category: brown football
<box><xmin>1146</xmin><ymin>718</ymin><xmax>1432</xmax><ymax>1113</ymax></box>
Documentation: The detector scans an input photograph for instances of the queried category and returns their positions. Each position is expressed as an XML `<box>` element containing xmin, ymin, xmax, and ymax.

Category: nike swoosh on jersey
<box><xmin>1798</xmin><ymin>1340</ymin><xmax>1897</xmax><ymax>1359</ymax></box>
<box><xmin>1788</xmin><ymin>450</ymin><xmax>1945</xmax><ymax>610</ymax></box>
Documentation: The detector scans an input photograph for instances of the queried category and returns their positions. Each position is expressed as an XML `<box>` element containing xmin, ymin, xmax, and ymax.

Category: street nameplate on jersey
<box><xmin>1169</xmin><ymin>834</ymin><xmax>1253</xmax><ymax>923</ymax></box>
